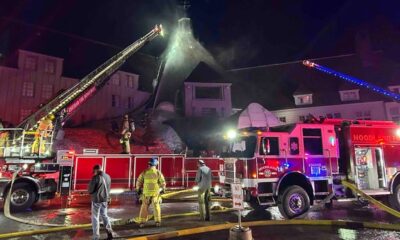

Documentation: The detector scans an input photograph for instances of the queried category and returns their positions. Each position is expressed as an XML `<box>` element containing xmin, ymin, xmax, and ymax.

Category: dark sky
<box><xmin>1</xmin><ymin>0</ymin><xmax>400</xmax><ymax>71</ymax></box>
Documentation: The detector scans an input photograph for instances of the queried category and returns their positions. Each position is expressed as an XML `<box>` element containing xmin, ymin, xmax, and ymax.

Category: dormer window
<box><xmin>389</xmin><ymin>85</ymin><xmax>400</xmax><ymax>94</ymax></box>
<box><xmin>25</xmin><ymin>56</ymin><xmax>37</xmax><ymax>70</ymax></box>
<box><xmin>294</xmin><ymin>94</ymin><xmax>313</xmax><ymax>105</ymax></box>
<box><xmin>339</xmin><ymin>89</ymin><xmax>359</xmax><ymax>102</ymax></box>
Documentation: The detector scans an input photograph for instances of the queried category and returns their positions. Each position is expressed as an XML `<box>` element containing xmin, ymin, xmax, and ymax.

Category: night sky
<box><xmin>1</xmin><ymin>0</ymin><xmax>400</xmax><ymax>72</ymax></box>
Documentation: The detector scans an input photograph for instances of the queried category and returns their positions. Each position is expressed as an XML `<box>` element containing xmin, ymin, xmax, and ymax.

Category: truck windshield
<box><xmin>221</xmin><ymin>136</ymin><xmax>257</xmax><ymax>158</ymax></box>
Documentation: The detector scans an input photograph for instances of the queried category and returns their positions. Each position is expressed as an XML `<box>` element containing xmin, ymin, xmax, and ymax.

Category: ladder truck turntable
<box><xmin>219</xmin><ymin>61</ymin><xmax>400</xmax><ymax>219</ymax></box>
<box><xmin>0</xmin><ymin>25</ymin><xmax>168</xmax><ymax>211</ymax></box>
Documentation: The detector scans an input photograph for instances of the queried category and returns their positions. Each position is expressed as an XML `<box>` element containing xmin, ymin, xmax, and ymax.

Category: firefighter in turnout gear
<box><xmin>31</xmin><ymin>114</ymin><xmax>54</xmax><ymax>156</ymax></box>
<box><xmin>136</xmin><ymin>158</ymin><xmax>166</xmax><ymax>228</ymax></box>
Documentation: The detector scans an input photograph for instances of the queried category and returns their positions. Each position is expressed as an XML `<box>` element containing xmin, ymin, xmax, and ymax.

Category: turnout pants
<box><xmin>138</xmin><ymin>195</ymin><xmax>162</xmax><ymax>223</ymax></box>
<box><xmin>198</xmin><ymin>188</ymin><xmax>211</xmax><ymax>221</ymax></box>
<box><xmin>91</xmin><ymin>202</ymin><xmax>113</xmax><ymax>240</ymax></box>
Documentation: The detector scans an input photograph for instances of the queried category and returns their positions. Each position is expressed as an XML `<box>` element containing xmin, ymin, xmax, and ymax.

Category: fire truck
<box><xmin>220</xmin><ymin>118</ymin><xmax>400</xmax><ymax>219</ymax></box>
<box><xmin>219</xmin><ymin>60</ymin><xmax>400</xmax><ymax>219</ymax></box>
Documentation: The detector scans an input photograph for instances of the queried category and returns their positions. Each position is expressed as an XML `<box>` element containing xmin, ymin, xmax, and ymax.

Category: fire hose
<box><xmin>341</xmin><ymin>180</ymin><xmax>400</xmax><ymax>218</ymax></box>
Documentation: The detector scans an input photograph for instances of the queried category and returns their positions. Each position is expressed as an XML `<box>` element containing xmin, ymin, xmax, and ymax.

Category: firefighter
<box><xmin>31</xmin><ymin>114</ymin><xmax>54</xmax><ymax>155</ymax></box>
<box><xmin>136</xmin><ymin>157</ymin><xmax>166</xmax><ymax>228</ymax></box>
<box><xmin>121</xmin><ymin>114</ymin><xmax>130</xmax><ymax>135</ymax></box>
<box><xmin>195</xmin><ymin>159</ymin><xmax>212</xmax><ymax>221</ymax></box>
<box><xmin>120</xmin><ymin>131</ymin><xmax>131</xmax><ymax>154</ymax></box>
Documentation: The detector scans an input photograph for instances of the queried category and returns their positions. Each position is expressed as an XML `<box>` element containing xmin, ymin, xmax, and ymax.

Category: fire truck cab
<box><xmin>220</xmin><ymin>119</ymin><xmax>400</xmax><ymax>218</ymax></box>
<box><xmin>221</xmin><ymin>123</ymin><xmax>338</xmax><ymax>218</ymax></box>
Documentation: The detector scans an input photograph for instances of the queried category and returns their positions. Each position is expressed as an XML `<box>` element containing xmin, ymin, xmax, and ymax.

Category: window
<box><xmin>279</xmin><ymin>117</ymin><xmax>286</xmax><ymax>123</ymax></box>
<box><xmin>294</xmin><ymin>94</ymin><xmax>313</xmax><ymax>105</ymax></box>
<box><xmin>289</xmin><ymin>137</ymin><xmax>300</xmax><ymax>155</ymax></box>
<box><xmin>355</xmin><ymin>110</ymin><xmax>371</xmax><ymax>120</ymax></box>
<box><xmin>25</xmin><ymin>56</ymin><xmax>37</xmax><ymax>70</ymax></box>
<box><xmin>201</xmin><ymin>107</ymin><xmax>217</xmax><ymax>117</ymax></box>
<box><xmin>259</xmin><ymin>137</ymin><xmax>280</xmax><ymax>155</ymax></box>
<box><xmin>127</xmin><ymin>97</ymin><xmax>133</xmax><ymax>108</ymax></box>
<box><xmin>195</xmin><ymin>87</ymin><xmax>223</xmax><ymax>99</ymax></box>
<box><xmin>111</xmin><ymin>74</ymin><xmax>120</xmax><ymax>86</ymax></box>
<box><xmin>127</xmin><ymin>75</ymin><xmax>136</xmax><ymax>88</ymax></box>
<box><xmin>20</xmin><ymin>109</ymin><xmax>31</xmax><ymax>121</ymax></box>
<box><xmin>326</xmin><ymin>113</ymin><xmax>333</xmax><ymax>119</ymax></box>
<box><xmin>303</xmin><ymin>128</ymin><xmax>323</xmax><ymax>155</ymax></box>
<box><xmin>22</xmin><ymin>82</ymin><xmax>34</xmax><ymax>97</ymax></box>
<box><xmin>340</xmin><ymin>90</ymin><xmax>360</xmax><ymax>102</ymax></box>
<box><xmin>299</xmin><ymin>115</ymin><xmax>306</xmax><ymax>122</ymax></box>
<box><xmin>44</xmin><ymin>60</ymin><xmax>56</xmax><ymax>73</ymax></box>
<box><xmin>111</xmin><ymin>95</ymin><xmax>120</xmax><ymax>107</ymax></box>
<box><xmin>42</xmin><ymin>84</ymin><xmax>53</xmax><ymax>99</ymax></box>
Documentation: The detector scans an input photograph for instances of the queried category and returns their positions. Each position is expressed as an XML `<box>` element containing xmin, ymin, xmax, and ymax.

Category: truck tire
<box><xmin>389</xmin><ymin>183</ymin><xmax>400</xmax><ymax>211</ymax></box>
<box><xmin>9</xmin><ymin>182</ymin><xmax>37</xmax><ymax>212</ymax></box>
<box><xmin>278</xmin><ymin>185</ymin><xmax>310</xmax><ymax>219</ymax></box>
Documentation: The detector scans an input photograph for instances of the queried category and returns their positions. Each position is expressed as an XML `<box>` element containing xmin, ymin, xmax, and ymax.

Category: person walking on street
<box><xmin>136</xmin><ymin>157</ymin><xmax>166</xmax><ymax>228</ymax></box>
<box><xmin>88</xmin><ymin>165</ymin><xmax>115</xmax><ymax>240</ymax></box>
<box><xmin>195</xmin><ymin>159</ymin><xmax>212</xmax><ymax>221</ymax></box>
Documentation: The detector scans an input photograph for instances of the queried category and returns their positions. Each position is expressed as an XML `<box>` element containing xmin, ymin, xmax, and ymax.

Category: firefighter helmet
<box><xmin>47</xmin><ymin>114</ymin><xmax>55</xmax><ymax>120</ymax></box>
<box><xmin>149</xmin><ymin>157</ymin><xmax>158</xmax><ymax>166</ymax></box>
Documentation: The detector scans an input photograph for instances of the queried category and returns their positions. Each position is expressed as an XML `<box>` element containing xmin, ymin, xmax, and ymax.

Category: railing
<box><xmin>0</xmin><ymin>128</ymin><xmax>54</xmax><ymax>159</ymax></box>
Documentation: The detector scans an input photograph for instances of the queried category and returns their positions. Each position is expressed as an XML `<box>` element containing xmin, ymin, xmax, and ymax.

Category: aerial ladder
<box><xmin>303</xmin><ymin>60</ymin><xmax>400</xmax><ymax>102</ymax></box>
<box><xmin>1</xmin><ymin>25</ymin><xmax>163</xmax><ymax>160</ymax></box>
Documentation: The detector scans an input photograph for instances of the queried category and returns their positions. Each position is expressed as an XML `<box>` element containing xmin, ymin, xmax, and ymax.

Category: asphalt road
<box><xmin>0</xmin><ymin>193</ymin><xmax>399</xmax><ymax>240</ymax></box>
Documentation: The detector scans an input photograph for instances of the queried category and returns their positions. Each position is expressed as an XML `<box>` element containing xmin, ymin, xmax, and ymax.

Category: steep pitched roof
<box><xmin>185</xmin><ymin>61</ymin><xmax>227</xmax><ymax>83</ymax></box>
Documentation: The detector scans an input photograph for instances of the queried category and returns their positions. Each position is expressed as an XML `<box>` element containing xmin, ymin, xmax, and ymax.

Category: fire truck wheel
<box><xmin>388</xmin><ymin>183</ymin><xmax>400</xmax><ymax>211</ymax></box>
<box><xmin>10</xmin><ymin>182</ymin><xmax>36</xmax><ymax>212</ymax></box>
<box><xmin>278</xmin><ymin>185</ymin><xmax>310</xmax><ymax>219</ymax></box>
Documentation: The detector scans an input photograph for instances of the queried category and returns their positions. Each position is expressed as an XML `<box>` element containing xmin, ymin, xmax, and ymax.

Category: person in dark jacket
<box><xmin>88</xmin><ymin>165</ymin><xmax>114</xmax><ymax>240</ymax></box>
<box><xmin>195</xmin><ymin>159</ymin><xmax>212</xmax><ymax>221</ymax></box>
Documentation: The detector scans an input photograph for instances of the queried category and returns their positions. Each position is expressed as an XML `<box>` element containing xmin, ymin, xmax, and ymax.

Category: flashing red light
<box><xmin>252</xmin><ymin>173</ymin><xmax>257</xmax><ymax>178</ymax></box>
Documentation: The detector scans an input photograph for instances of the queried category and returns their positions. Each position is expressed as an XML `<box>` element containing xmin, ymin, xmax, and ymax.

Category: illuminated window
<box><xmin>44</xmin><ymin>60</ymin><xmax>56</xmax><ymax>73</ymax></box>
<box><xmin>25</xmin><ymin>56</ymin><xmax>37</xmax><ymax>70</ymax></box>
<box><xmin>111</xmin><ymin>74</ymin><xmax>120</xmax><ymax>86</ymax></box>
<box><xmin>127</xmin><ymin>75</ymin><xmax>136</xmax><ymax>88</ymax></box>
<box><xmin>22</xmin><ymin>82</ymin><xmax>34</xmax><ymax>97</ymax></box>
<box><xmin>340</xmin><ymin>90</ymin><xmax>360</xmax><ymax>102</ymax></box>
<box><xmin>111</xmin><ymin>95</ymin><xmax>120</xmax><ymax>107</ymax></box>
<box><xmin>42</xmin><ymin>84</ymin><xmax>53</xmax><ymax>99</ymax></box>
<box><xmin>294</xmin><ymin>94</ymin><xmax>312</xmax><ymax>105</ymax></box>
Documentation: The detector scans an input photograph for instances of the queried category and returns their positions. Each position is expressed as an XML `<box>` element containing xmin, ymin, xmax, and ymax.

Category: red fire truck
<box><xmin>219</xmin><ymin>118</ymin><xmax>400</xmax><ymax>218</ymax></box>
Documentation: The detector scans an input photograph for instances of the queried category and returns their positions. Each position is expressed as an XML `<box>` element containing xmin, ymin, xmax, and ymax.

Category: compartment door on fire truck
<box><xmin>354</xmin><ymin>147</ymin><xmax>387</xmax><ymax>190</ymax></box>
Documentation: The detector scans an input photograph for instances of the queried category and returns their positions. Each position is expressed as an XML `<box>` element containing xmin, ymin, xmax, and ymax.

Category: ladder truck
<box><xmin>218</xmin><ymin>61</ymin><xmax>400</xmax><ymax>219</ymax></box>
<box><xmin>0</xmin><ymin>25</ymin><xmax>163</xmax><ymax>211</ymax></box>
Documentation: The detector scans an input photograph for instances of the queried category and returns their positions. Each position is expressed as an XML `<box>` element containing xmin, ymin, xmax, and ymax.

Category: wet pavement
<box><xmin>0</xmin><ymin>193</ymin><xmax>399</xmax><ymax>240</ymax></box>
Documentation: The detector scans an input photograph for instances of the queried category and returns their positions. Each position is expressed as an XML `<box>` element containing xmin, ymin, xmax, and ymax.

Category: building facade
<box><xmin>183</xmin><ymin>62</ymin><xmax>232</xmax><ymax>118</ymax></box>
<box><xmin>0</xmin><ymin>50</ymin><xmax>150</xmax><ymax>126</ymax></box>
